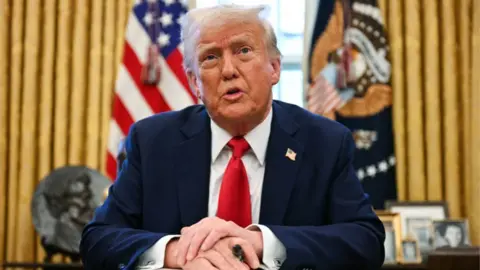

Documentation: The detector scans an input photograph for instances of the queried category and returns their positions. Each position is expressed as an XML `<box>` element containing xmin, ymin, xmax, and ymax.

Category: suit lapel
<box><xmin>175</xmin><ymin>108</ymin><xmax>211</xmax><ymax>227</ymax></box>
<box><xmin>260</xmin><ymin>102</ymin><xmax>304</xmax><ymax>225</ymax></box>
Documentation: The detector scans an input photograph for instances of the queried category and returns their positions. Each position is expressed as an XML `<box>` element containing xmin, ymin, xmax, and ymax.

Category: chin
<box><xmin>220</xmin><ymin>103</ymin><xmax>254</xmax><ymax>119</ymax></box>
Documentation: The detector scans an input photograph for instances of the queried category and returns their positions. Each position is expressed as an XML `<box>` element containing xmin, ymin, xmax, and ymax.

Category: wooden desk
<box><xmin>427</xmin><ymin>247</ymin><xmax>480</xmax><ymax>270</ymax></box>
<box><xmin>382</xmin><ymin>264</ymin><xmax>427</xmax><ymax>270</ymax></box>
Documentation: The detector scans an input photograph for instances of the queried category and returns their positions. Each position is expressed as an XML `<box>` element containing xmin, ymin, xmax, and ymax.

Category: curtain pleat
<box><xmin>7</xmin><ymin>0</ymin><xmax>25</xmax><ymax>263</ymax></box>
<box><xmin>100</xmin><ymin>0</ymin><xmax>117</xmax><ymax>173</ymax></box>
<box><xmin>470</xmin><ymin>0</ymin><xmax>480</xmax><ymax>246</ymax></box>
<box><xmin>388</xmin><ymin>0</ymin><xmax>406</xmax><ymax>201</ymax></box>
<box><xmin>36</xmin><ymin>0</ymin><xmax>57</xmax><ymax>262</ymax></box>
<box><xmin>440</xmin><ymin>0</ymin><xmax>462</xmax><ymax>218</ymax></box>
<box><xmin>16</xmin><ymin>0</ymin><xmax>41</xmax><ymax>263</ymax></box>
<box><xmin>0</xmin><ymin>0</ymin><xmax>11</xmax><ymax>264</ymax></box>
<box><xmin>457</xmin><ymin>0</ymin><xmax>471</xmax><ymax>220</ymax></box>
<box><xmin>54</xmin><ymin>0</ymin><xmax>72</xmax><ymax>170</ymax></box>
<box><xmin>85</xmin><ymin>0</ymin><xmax>103</xmax><ymax>171</ymax></box>
<box><xmin>404</xmin><ymin>0</ymin><xmax>426</xmax><ymax>200</ymax></box>
<box><xmin>422</xmin><ymin>0</ymin><xmax>443</xmax><ymax>201</ymax></box>
<box><xmin>69</xmin><ymin>0</ymin><xmax>90</xmax><ymax>165</ymax></box>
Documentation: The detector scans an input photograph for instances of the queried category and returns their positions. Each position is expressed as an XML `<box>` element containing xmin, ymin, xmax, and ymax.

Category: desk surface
<box><xmin>382</xmin><ymin>264</ymin><xmax>427</xmax><ymax>270</ymax></box>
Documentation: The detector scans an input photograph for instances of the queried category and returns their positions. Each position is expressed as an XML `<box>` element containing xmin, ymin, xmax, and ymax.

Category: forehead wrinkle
<box><xmin>196</xmin><ymin>32</ymin><xmax>256</xmax><ymax>54</ymax></box>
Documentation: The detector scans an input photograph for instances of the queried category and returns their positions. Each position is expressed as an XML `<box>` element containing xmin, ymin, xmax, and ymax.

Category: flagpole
<box><xmin>302</xmin><ymin>0</ymin><xmax>320</xmax><ymax>108</ymax></box>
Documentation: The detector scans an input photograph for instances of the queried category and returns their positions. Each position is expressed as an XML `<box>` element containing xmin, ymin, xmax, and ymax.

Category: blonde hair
<box><xmin>180</xmin><ymin>4</ymin><xmax>282</xmax><ymax>72</ymax></box>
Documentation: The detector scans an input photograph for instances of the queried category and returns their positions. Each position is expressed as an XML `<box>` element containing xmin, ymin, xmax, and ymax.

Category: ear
<box><xmin>187</xmin><ymin>70</ymin><xmax>202</xmax><ymax>99</ymax></box>
<box><xmin>270</xmin><ymin>57</ymin><xmax>281</xmax><ymax>85</ymax></box>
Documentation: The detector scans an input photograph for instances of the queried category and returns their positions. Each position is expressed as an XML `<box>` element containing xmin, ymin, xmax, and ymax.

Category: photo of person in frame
<box><xmin>402</xmin><ymin>239</ymin><xmax>420</xmax><ymax>263</ymax></box>
<box><xmin>383</xmin><ymin>221</ymin><xmax>397</xmax><ymax>264</ymax></box>
<box><xmin>406</xmin><ymin>217</ymin><xmax>434</xmax><ymax>254</ymax></box>
<box><xmin>433</xmin><ymin>220</ymin><xmax>471</xmax><ymax>248</ymax></box>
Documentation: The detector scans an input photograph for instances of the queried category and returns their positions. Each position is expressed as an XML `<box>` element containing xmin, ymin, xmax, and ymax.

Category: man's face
<box><xmin>188</xmin><ymin>20</ymin><xmax>281</xmax><ymax>123</ymax></box>
<box><xmin>445</xmin><ymin>225</ymin><xmax>462</xmax><ymax>247</ymax></box>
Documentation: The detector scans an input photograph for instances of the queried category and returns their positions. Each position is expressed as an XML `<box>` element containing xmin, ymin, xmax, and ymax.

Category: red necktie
<box><xmin>216</xmin><ymin>137</ymin><xmax>252</xmax><ymax>227</ymax></box>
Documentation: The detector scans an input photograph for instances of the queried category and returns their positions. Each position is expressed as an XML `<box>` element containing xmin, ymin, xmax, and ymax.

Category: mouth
<box><xmin>223</xmin><ymin>87</ymin><xmax>244</xmax><ymax>101</ymax></box>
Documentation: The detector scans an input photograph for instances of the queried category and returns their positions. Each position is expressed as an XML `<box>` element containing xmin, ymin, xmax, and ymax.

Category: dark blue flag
<box><xmin>306</xmin><ymin>0</ymin><xmax>397</xmax><ymax>209</ymax></box>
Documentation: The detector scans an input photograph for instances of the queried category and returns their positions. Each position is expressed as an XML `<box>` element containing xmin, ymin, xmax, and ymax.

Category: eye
<box><xmin>204</xmin><ymin>54</ymin><xmax>216</xmax><ymax>61</ymax></box>
<box><xmin>238</xmin><ymin>47</ymin><xmax>251</xmax><ymax>54</ymax></box>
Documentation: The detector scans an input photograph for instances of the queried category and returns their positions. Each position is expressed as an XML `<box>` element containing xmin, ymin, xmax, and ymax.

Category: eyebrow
<box><xmin>197</xmin><ymin>35</ymin><xmax>255</xmax><ymax>56</ymax></box>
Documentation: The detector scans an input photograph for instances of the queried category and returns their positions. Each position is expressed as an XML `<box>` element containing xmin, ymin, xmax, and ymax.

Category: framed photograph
<box><xmin>385</xmin><ymin>201</ymin><xmax>449</xmax><ymax>257</ymax></box>
<box><xmin>400</xmin><ymin>238</ymin><xmax>422</xmax><ymax>264</ymax></box>
<box><xmin>376</xmin><ymin>211</ymin><xmax>402</xmax><ymax>264</ymax></box>
<box><xmin>432</xmin><ymin>219</ymin><xmax>471</xmax><ymax>248</ymax></box>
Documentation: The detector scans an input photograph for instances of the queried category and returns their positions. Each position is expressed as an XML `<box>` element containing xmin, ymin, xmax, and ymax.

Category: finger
<box><xmin>229</xmin><ymin>239</ymin><xmax>260</xmax><ymax>269</ymax></box>
<box><xmin>181</xmin><ymin>226</ymin><xmax>190</xmax><ymax>234</ymax></box>
<box><xmin>176</xmin><ymin>229</ymin><xmax>197</xmax><ymax>266</ymax></box>
<box><xmin>200</xmin><ymin>250</ymin><xmax>232</xmax><ymax>270</ymax></box>
<box><xmin>202</xmin><ymin>221</ymin><xmax>242</xmax><ymax>251</ymax></box>
<box><xmin>201</xmin><ymin>229</ymin><xmax>229</xmax><ymax>251</ymax></box>
<box><xmin>184</xmin><ymin>257</ymin><xmax>218</xmax><ymax>270</ymax></box>
<box><xmin>186</xmin><ymin>227</ymin><xmax>211</xmax><ymax>261</ymax></box>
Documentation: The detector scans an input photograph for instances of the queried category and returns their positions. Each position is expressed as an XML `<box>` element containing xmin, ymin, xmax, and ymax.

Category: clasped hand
<box><xmin>174</xmin><ymin>217</ymin><xmax>263</xmax><ymax>269</ymax></box>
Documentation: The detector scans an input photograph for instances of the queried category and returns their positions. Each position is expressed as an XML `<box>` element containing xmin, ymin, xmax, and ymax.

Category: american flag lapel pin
<box><xmin>285</xmin><ymin>148</ymin><xmax>296</xmax><ymax>161</ymax></box>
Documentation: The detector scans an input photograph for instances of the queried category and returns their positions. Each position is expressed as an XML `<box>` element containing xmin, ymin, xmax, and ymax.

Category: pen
<box><xmin>232</xmin><ymin>244</ymin><xmax>262</xmax><ymax>270</ymax></box>
<box><xmin>232</xmin><ymin>244</ymin><xmax>245</xmax><ymax>262</ymax></box>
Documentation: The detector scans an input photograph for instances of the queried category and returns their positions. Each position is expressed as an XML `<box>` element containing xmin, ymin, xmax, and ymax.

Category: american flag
<box><xmin>306</xmin><ymin>71</ymin><xmax>346</xmax><ymax>115</ymax></box>
<box><xmin>106</xmin><ymin>0</ymin><xmax>197</xmax><ymax>180</ymax></box>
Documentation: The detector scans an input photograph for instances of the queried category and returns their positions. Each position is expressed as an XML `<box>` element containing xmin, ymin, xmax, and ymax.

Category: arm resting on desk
<box><xmin>80</xmin><ymin>124</ymin><xmax>174</xmax><ymax>270</ymax></box>
<box><xmin>266</xmin><ymin>132</ymin><xmax>385</xmax><ymax>270</ymax></box>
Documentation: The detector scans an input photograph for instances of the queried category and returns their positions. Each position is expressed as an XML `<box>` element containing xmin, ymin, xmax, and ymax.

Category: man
<box><xmin>80</xmin><ymin>4</ymin><xmax>385</xmax><ymax>270</ymax></box>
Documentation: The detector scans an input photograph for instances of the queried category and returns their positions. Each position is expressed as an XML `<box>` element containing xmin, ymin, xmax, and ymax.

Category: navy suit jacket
<box><xmin>80</xmin><ymin>100</ymin><xmax>385</xmax><ymax>270</ymax></box>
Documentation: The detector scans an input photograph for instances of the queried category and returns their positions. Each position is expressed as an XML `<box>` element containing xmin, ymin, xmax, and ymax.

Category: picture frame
<box><xmin>432</xmin><ymin>219</ymin><xmax>471</xmax><ymax>249</ymax></box>
<box><xmin>400</xmin><ymin>238</ymin><xmax>422</xmax><ymax>264</ymax></box>
<box><xmin>376</xmin><ymin>211</ymin><xmax>402</xmax><ymax>264</ymax></box>
<box><xmin>385</xmin><ymin>201</ymin><xmax>449</xmax><ymax>258</ymax></box>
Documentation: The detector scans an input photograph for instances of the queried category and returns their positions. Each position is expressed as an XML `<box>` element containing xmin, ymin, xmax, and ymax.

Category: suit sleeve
<box><xmin>80</xmin><ymin>124</ymin><xmax>167</xmax><ymax>270</ymax></box>
<box><xmin>266</xmin><ymin>130</ymin><xmax>386</xmax><ymax>270</ymax></box>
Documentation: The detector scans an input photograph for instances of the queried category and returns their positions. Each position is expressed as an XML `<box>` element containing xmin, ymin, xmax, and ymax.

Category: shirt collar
<box><xmin>210</xmin><ymin>107</ymin><xmax>272</xmax><ymax>166</ymax></box>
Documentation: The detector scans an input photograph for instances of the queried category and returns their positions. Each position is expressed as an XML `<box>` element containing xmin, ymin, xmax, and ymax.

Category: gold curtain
<box><xmin>377</xmin><ymin>0</ymin><xmax>480</xmax><ymax>245</ymax></box>
<box><xmin>0</xmin><ymin>0</ymin><xmax>131</xmax><ymax>263</ymax></box>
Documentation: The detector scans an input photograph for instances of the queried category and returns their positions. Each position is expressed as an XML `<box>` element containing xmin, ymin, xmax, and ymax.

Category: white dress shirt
<box><xmin>137</xmin><ymin>107</ymin><xmax>287</xmax><ymax>269</ymax></box>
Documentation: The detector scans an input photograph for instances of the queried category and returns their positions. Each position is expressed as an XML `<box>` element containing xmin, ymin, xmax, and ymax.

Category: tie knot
<box><xmin>227</xmin><ymin>137</ymin><xmax>250</xmax><ymax>158</ymax></box>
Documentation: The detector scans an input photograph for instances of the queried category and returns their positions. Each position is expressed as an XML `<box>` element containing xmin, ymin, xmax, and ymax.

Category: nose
<box><xmin>221</xmin><ymin>53</ymin><xmax>238</xmax><ymax>80</ymax></box>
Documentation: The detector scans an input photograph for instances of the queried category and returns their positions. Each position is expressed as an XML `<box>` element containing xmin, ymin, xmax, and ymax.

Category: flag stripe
<box><xmin>106</xmin><ymin>152</ymin><xmax>117</xmax><ymax>180</ymax></box>
<box><xmin>116</xmin><ymin>66</ymin><xmax>155</xmax><ymax>121</ymax></box>
<box><xmin>123</xmin><ymin>43</ymin><xmax>172</xmax><ymax>113</ymax></box>
<box><xmin>157</xmin><ymin>51</ymin><xmax>196</xmax><ymax>110</ymax></box>
<box><xmin>307</xmin><ymin>74</ymin><xmax>344</xmax><ymax>115</ymax></box>
<box><xmin>111</xmin><ymin>95</ymin><xmax>135</xmax><ymax>136</ymax></box>
<box><xmin>165</xmin><ymin>48</ymin><xmax>194</xmax><ymax>99</ymax></box>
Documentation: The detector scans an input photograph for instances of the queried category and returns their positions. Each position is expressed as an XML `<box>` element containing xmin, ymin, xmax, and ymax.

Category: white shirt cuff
<box><xmin>246</xmin><ymin>224</ymin><xmax>286</xmax><ymax>269</ymax></box>
<box><xmin>136</xmin><ymin>234</ymin><xmax>180</xmax><ymax>269</ymax></box>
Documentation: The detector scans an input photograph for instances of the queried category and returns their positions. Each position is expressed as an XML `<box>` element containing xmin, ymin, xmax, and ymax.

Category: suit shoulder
<box><xmin>275</xmin><ymin>100</ymin><xmax>351</xmax><ymax>138</ymax></box>
<box><xmin>132</xmin><ymin>104</ymin><xmax>204</xmax><ymax>137</ymax></box>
